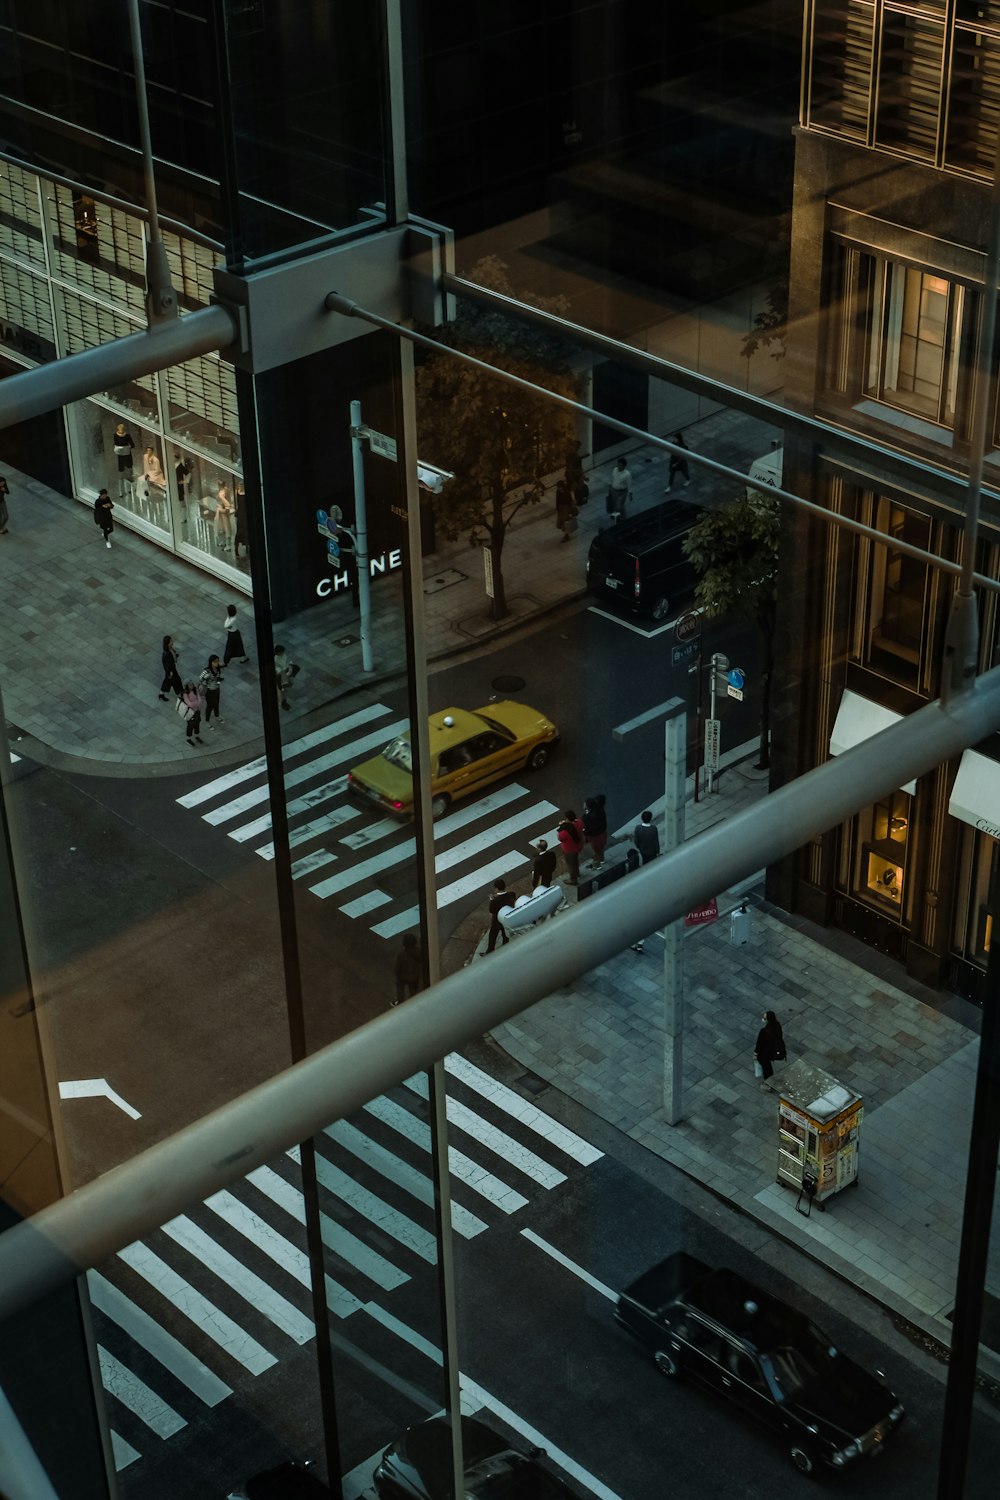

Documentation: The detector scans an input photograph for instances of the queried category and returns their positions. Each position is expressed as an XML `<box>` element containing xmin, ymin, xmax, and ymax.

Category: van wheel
<box><xmin>526</xmin><ymin>744</ymin><xmax>550</xmax><ymax>771</ymax></box>
<box><xmin>431</xmin><ymin>793</ymin><xmax>451</xmax><ymax>821</ymax></box>
<box><xmin>654</xmin><ymin>1351</ymin><xmax>679</xmax><ymax>1379</ymax></box>
<box><xmin>789</xmin><ymin>1446</ymin><xmax>815</xmax><ymax>1475</ymax></box>
<box><xmin>651</xmin><ymin>596</ymin><xmax>671</xmax><ymax>622</ymax></box>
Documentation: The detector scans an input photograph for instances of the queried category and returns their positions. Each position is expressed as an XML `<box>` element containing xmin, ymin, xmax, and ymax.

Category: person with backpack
<box><xmin>556</xmin><ymin>810</ymin><xmax>585</xmax><ymax>885</ymax></box>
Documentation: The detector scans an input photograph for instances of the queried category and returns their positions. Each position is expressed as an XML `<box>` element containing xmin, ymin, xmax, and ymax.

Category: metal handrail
<box><xmin>1</xmin><ymin>668</ymin><xmax>998</xmax><ymax>1323</ymax></box>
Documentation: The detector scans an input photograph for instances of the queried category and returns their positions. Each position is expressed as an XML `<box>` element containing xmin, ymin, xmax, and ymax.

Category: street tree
<box><xmin>416</xmin><ymin>257</ymin><xmax>579</xmax><ymax>621</ymax></box>
<box><xmin>684</xmin><ymin>492</ymin><xmax>780</xmax><ymax>770</ymax></box>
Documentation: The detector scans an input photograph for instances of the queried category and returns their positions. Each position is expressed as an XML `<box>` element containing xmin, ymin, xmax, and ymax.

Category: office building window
<box><xmin>808</xmin><ymin>0</ymin><xmax>875</xmax><ymax>137</ymax></box>
<box><xmin>875</xmin><ymin>11</ymin><xmax>945</xmax><ymax>158</ymax></box>
<box><xmin>948</xmin><ymin>17</ymin><xmax>1000</xmax><ymax>171</ymax></box>
<box><xmin>851</xmin><ymin>497</ymin><xmax>935</xmax><ymax>690</ymax></box>
<box><xmin>866</xmin><ymin>261</ymin><xmax>962</xmax><ymax>424</ymax></box>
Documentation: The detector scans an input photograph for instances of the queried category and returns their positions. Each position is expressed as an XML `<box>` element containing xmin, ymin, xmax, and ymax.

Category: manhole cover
<box><xmin>492</xmin><ymin>674</ymin><xmax>526</xmax><ymax>693</ymax></box>
<box><xmin>335</xmin><ymin>634</ymin><xmax>358</xmax><ymax>647</ymax></box>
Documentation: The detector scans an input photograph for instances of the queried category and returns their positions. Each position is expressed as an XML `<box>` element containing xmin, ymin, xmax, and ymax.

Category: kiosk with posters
<box><xmin>776</xmin><ymin>1059</ymin><xmax>863</xmax><ymax>1210</ymax></box>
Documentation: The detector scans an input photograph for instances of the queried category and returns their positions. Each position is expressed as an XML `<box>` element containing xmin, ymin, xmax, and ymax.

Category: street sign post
<box><xmin>675</xmin><ymin>610</ymin><xmax>702</xmax><ymax>643</ymax></box>
<box><xmin>705</xmin><ymin>717</ymin><xmax>721</xmax><ymax>773</ymax></box>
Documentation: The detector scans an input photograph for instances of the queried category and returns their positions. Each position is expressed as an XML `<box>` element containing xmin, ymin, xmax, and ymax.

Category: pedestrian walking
<box><xmin>222</xmin><ymin>604</ymin><xmax>250</xmax><ymax>665</ymax></box>
<box><xmin>485</xmin><ymin>878</ymin><xmax>516</xmax><ymax>952</ymax></box>
<box><xmin>564</xmin><ymin>440</ymin><xmax>588</xmax><ymax>507</ymax></box>
<box><xmin>754</xmin><ymin>1009</ymin><xmax>787</xmax><ymax>1089</ymax></box>
<box><xmin>582</xmin><ymin>795</ymin><xmax>608</xmax><ymax>866</ymax></box>
<box><xmin>159</xmin><ymin>634</ymin><xmax>183</xmax><ymax>701</ymax></box>
<box><xmin>94</xmin><ymin>489</ymin><xmax>115</xmax><ymax>546</ymax></box>
<box><xmin>556</xmin><ymin>810</ymin><xmax>585</xmax><ymax>885</ymax></box>
<box><xmin>555</xmin><ymin>479</ymin><xmax>577</xmax><ymax>544</ymax></box>
<box><xmin>531</xmin><ymin>838</ymin><xmax>558</xmax><ymax>889</ymax></box>
<box><xmin>666</xmin><ymin>432</ymin><xmax>691</xmax><ymax>491</ymax></box>
<box><xmin>0</xmin><ymin>475</ymin><xmax>9</xmax><ymax>535</ymax></box>
<box><xmin>606</xmin><ymin>456</ymin><xmax>632</xmax><ymax>520</ymax></box>
<box><xmin>199</xmin><ymin>655</ymin><xmax>225</xmax><ymax>727</ymax></box>
<box><xmin>633</xmin><ymin>809</ymin><xmax>660</xmax><ymax>864</ymax></box>
<box><xmin>178</xmin><ymin>680</ymin><xmax>205</xmax><ymax>746</ymax></box>
<box><xmin>274</xmin><ymin>645</ymin><xmax>298</xmax><ymax>710</ymax></box>
<box><xmin>393</xmin><ymin>933</ymin><xmax>423</xmax><ymax>1005</ymax></box>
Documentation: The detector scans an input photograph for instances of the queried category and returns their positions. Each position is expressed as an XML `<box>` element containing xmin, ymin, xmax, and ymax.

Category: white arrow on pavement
<box><xmin>59</xmin><ymin>1079</ymin><xmax>141</xmax><ymax>1120</ymax></box>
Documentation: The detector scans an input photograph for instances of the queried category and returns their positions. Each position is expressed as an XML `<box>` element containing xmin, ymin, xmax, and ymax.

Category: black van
<box><xmin>586</xmin><ymin>500</ymin><xmax>702</xmax><ymax>620</ymax></box>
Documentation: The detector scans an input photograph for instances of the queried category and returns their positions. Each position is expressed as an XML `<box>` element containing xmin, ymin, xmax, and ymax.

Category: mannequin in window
<box><xmin>174</xmin><ymin>452</ymin><xmax>191</xmax><ymax>504</ymax></box>
<box><xmin>113</xmin><ymin>422</ymin><xmax>134</xmax><ymax>497</ymax></box>
<box><xmin>214</xmin><ymin>481</ymin><xmax>234</xmax><ymax>552</ymax></box>
<box><xmin>142</xmin><ymin>445</ymin><xmax>167</xmax><ymax>497</ymax></box>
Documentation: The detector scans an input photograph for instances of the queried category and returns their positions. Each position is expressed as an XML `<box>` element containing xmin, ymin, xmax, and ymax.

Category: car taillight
<box><xmin>392</xmin><ymin>800</ymin><xmax>403</xmax><ymax>810</ymax></box>
<box><xmin>634</xmin><ymin>559</ymin><xmax>641</xmax><ymax>599</ymax></box>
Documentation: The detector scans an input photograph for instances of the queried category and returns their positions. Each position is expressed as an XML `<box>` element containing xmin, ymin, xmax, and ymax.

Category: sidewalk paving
<box><xmin>471</xmin><ymin>751</ymin><xmax>1000</xmax><ymax>1365</ymax></box>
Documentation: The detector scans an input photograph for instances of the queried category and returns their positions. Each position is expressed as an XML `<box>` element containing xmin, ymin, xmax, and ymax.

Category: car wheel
<box><xmin>526</xmin><ymin>744</ymin><xmax>550</xmax><ymax>772</ymax></box>
<box><xmin>651</xmin><ymin>596</ymin><xmax>671</xmax><ymax>622</ymax></box>
<box><xmin>789</xmin><ymin>1446</ymin><xmax>816</xmax><ymax>1475</ymax></box>
<box><xmin>654</xmin><ymin>1350</ymin><xmax>679</xmax><ymax>1379</ymax></box>
<box><xmin>431</xmin><ymin>793</ymin><xmax>451</xmax><ymax>821</ymax></box>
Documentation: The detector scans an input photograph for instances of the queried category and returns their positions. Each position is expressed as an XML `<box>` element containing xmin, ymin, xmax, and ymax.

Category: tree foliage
<box><xmin>415</xmin><ymin>257</ymin><xmax>579</xmax><ymax>620</ymax></box>
<box><xmin>684</xmin><ymin>494</ymin><xmax>780</xmax><ymax>768</ymax></box>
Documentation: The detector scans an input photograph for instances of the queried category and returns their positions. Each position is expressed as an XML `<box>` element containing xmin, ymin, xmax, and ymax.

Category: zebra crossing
<box><xmin>91</xmin><ymin>1055</ymin><xmax>603</xmax><ymax>1477</ymax></box>
<box><xmin>176</xmin><ymin>702</ymin><xmax>565</xmax><ymax>941</ymax></box>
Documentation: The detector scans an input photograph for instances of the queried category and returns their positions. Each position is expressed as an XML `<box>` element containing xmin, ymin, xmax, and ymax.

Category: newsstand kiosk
<box><xmin>776</xmin><ymin>1059</ymin><xmax>863</xmax><ymax>1210</ymax></box>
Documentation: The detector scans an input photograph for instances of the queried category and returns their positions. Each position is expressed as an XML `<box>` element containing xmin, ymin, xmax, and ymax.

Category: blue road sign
<box><xmin>727</xmin><ymin>667</ymin><xmax>746</xmax><ymax>690</ymax></box>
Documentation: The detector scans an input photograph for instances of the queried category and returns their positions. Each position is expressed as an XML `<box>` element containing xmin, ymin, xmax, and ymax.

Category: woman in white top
<box><xmin>142</xmin><ymin>446</ymin><xmax>167</xmax><ymax>493</ymax></box>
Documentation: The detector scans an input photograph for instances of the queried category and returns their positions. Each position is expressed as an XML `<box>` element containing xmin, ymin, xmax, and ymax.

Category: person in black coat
<box><xmin>583</xmin><ymin>795</ymin><xmax>608</xmax><ymax>866</ymax></box>
<box><xmin>485</xmin><ymin>878</ymin><xmax>515</xmax><ymax>953</ymax></box>
<box><xmin>159</xmin><ymin>634</ymin><xmax>183</xmax><ymax>701</ymax></box>
<box><xmin>754</xmin><ymin>1010</ymin><xmax>786</xmax><ymax>1087</ymax></box>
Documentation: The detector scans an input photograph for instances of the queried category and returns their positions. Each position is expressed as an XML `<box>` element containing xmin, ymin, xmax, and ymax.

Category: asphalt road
<box><xmin>65</xmin><ymin>1041</ymin><xmax>1000</xmax><ymax>1499</ymax></box>
<box><xmin>7</xmin><ymin>598</ymin><xmax>762</xmax><ymax>1176</ymax></box>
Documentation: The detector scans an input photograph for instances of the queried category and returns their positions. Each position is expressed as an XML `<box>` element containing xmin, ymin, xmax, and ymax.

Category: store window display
<box><xmin>67</xmin><ymin>402</ymin><xmax>170</xmax><ymax>538</ymax></box>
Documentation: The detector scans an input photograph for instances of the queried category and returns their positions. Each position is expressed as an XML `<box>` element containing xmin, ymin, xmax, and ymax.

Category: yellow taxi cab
<box><xmin>347</xmin><ymin>701</ymin><xmax>559</xmax><ymax>820</ymax></box>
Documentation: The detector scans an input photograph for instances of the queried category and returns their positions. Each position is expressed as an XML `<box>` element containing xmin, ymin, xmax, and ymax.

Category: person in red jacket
<box><xmin>556</xmin><ymin>810</ymin><xmax>585</xmax><ymax>885</ymax></box>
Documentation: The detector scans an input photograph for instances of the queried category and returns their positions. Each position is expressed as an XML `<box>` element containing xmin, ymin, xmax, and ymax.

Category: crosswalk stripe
<box><xmin>444</xmin><ymin>1055</ymin><xmax>603</xmax><ymax>1165</ymax></box>
<box><xmin>310</xmin><ymin>836</ymin><xmax>415</xmax><ymax>898</ymax></box>
<box><xmin>87</xmin><ymin>1271</ymin><xmax>231</xmax><ymax>1407</ymax></box>
<box><xmin>176</xmin><ymin>706</ymin><xmax>392</xmax><ymax>808</ymax></box>
<box><xmin>228</xmin><ymin>809</ymin><xmax>276</xmax><ymax>844</ymax></box>
<box><xmin>204</xmin><ymin>719</ymin><xmax>408</xmax><ymax>825</ymax></box>
<box><xmin>370</xmin><ymin>847</ymin><xmax>530</xmax><ymax>937</ymax></box>
<box><xmin>110</xmin><ymin>1430</ymin><xmax>141</xmax><ymax>1472</ymax></box>
<box><xmin>433</xmin><ymin>802</ymin><xmax>558</xmax><ymax>873</ymax></box>
<box><xmin>97</xmin><ymin>1346</ymin><xmax>186</xmax><ymax>1437</ymax></box>
<box><xmin>160</xmin><ymin>1216</ymin><xmax>315</xmax><ymax>1344</ymax></box>
<box><xmin>118</xmin><ymin>1243</ymin><xmax>277</xmax><ymax>1373</ymax></box>
<box><xmin>340</xmin><ymin>816</ymin><xmax>400</xmax><ymax>850</ymax></box>
<box><xmin>290</xmin><ymin>805</ymin><xmax>361</xmax><ymax>847</ymax></box>
<box><xmin>325</xmin><ymin>1121</ymin><xmax>487</xmax><ymax>1239</ymax></box>
<box><xmin>341</xmin><ymin>889</ymin><xmax>393</xmax><ymax>917</ymax></box>
<box><xmin>290</xmin><ymin>849</ymin><xmax>338</xmax><ymax>879</ymax></box>
<box><xmin>292</xmin><ymin>1144</ymin><xmax>438</xmax><ymax>1262</ymax></box>
<box><xmin>204</xmin><ymin>1189</ymin><xmax>315</xmax><ymax>1290</ymax></box>
<box><xmin>247</xmin><ymin>1164</ymin><xmax>406</xmax><ymax>1294</ymax></box>
<box><xmin>405</xmin><ymin>1074</ymin><xmax>566</xmax><ymax>1188</ymax></box>
<box><xmin>363</xmin><ymin>1096</ymin><xmax>528</xmax><ymax>1213</ymax></box>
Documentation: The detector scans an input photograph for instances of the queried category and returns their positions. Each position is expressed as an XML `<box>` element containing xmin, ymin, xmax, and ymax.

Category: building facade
<box><xmin>771</xmin><ymin>0</ymin><xmax>1000</xmax><ymax>1001</ymax></box>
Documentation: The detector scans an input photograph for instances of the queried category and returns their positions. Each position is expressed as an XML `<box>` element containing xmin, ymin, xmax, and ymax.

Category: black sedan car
<box><xmin>616</xmin><ymin>1252</ymin><xmax>905</xmax><ymax>1476</ymax></box>
<box><xmin>227</xmin><ymin>1460</ymin><xmax>331</xmax><ymax>1498</ymax></box>
<box><xmin>374</xmin><ymin>1415</ymin><xmax>579</xmax><ymax>1499</ymax></box>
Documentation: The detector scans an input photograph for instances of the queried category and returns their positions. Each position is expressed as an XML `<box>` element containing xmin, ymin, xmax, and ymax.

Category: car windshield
<box><xmin>476</xmin><ymin>714</ymin><xmax>514</xmax><ymax>740</ymax></box>
<box><xmin>766</xmin><ymin>1335</ymin><xmax>840</xmax><ymax>1400</ymax></box>
<box><xmin>381</xmin><ymin>736</ymin><xmax>413</xmax><ymax>772</ymax></box>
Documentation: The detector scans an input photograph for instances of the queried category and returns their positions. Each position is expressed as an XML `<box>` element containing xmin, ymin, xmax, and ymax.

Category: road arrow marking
<box><xmin>59</xmin><ymin>1079</ymin><xmax>141</xmax><ymax>1119</ymax></box>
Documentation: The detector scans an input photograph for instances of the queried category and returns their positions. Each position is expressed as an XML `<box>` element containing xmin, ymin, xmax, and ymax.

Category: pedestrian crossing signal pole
<box><xmin>614</xmin><ymin>695</ymin><xmax>687</xmax><ymax>1123</ymax></box>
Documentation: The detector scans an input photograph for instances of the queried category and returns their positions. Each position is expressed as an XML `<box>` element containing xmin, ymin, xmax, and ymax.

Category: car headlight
<box><xmin>831</xmin><ymin>1439</ymin><xmax>862</xmax><ymax>1466</ymax></box>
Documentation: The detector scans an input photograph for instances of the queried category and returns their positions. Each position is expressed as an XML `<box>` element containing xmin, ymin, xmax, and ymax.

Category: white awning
<box><xmin>949</xmin><ymin>750</ymin><xmax>1000</xmax><ymax>839</ymax></box>
<box><xmin>829</xmin><ymin>689</ymin><xmax>916</xmax><ymax>796</ymax></box>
